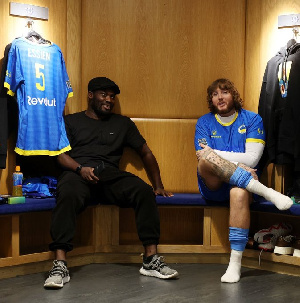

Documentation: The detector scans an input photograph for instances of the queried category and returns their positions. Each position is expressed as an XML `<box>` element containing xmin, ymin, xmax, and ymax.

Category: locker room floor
<box><xmin>1</xmin><ymin>262</ymin><xmax>300</xmax><ymax>303</ymax></box>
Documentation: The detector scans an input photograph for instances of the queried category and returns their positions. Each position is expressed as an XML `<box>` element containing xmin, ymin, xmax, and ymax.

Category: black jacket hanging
<box><xmin>0</xmin><ymin>43</ymin><xmax>18</xmax><ymax>169</ymax></box>
<box><xmin>258</xmin><ymin>42</ymin><xmax>300</xmax><ymax>170</ymax></box>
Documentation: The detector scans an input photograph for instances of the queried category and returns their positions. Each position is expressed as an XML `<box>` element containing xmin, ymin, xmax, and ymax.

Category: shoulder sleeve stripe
<box><xmin>246</xmin><ymin>138</ymin><xmax>265</xmax><ymax>145</ymax></box>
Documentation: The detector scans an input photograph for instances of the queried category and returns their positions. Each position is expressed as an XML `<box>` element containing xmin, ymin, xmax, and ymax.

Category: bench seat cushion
<box><xmin>251</xmin><ymin>196</ymin><xmax>300</xmax><ymax>216</ymax></box>
<box><xmin>155</xmin><ymin>193</ymin><xmax>229</xmax><ymax>207</ymax></box>
<box><xmin>0</xmin><ymin>197</ymin><xmax>57</xmax><ymax>215</ymax></box>
<box><xmin>0</xmin><ymin>193</ymin><xmax>299</xmax><ymax>216</ymax></box>
<box><xmin>0</xmin><ymin>193</ymin><xmax>227</xmax><ymax>215</ymax></box>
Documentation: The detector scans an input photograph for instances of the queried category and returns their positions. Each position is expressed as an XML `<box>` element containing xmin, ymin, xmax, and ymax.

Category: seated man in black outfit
<box><xmin>44</xmin><ymin>77</ymin><xmax>178</xmax><ymax>289</ymax></box>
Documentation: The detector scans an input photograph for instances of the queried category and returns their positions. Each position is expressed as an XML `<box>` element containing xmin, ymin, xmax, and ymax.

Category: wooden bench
<box><xmin>0</xmin><ymin>193</ymin><xmax>230</xmax><ymax>279</ymax></box>
<box><xmin>0</xmin><ymin>193</ymin><xmax>300</xmax><ymax>279</ymax></box>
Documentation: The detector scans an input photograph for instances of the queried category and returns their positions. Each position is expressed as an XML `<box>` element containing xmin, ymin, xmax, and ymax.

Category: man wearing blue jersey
<box><xmin>44</xmin><ymin>77</ymin><xmax>178</xmax><ymax>289</ymax></box>
<box><xmin>195</xmin><ymin>78</ymin><xmax>293</xmax><ymax>283</ymax></box>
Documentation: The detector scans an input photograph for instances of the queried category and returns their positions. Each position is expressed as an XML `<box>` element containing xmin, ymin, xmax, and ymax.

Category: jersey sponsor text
<box><xmin>27</xmin><ymin>96</ymin><xmax>56</xmax><ymax>106</ymax></box>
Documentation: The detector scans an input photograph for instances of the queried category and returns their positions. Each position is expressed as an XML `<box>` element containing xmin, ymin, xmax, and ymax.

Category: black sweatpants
<box><xmin>49</xmin><ymin>167</ymin><xmax>160</xmax><ymax>252</ymax></box>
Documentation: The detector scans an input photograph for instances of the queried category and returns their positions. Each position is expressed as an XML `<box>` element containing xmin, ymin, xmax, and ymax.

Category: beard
<box><xmin>211</xmin><ymin>100</ymin><xmax>238</xmax><ymax>115</ymax></box>
<box><xmin>91</xmin><ymin>102</ymin><xmax>114</xmax><ymax>118</ymax></box>
<box><xmin>217</xmin><ymin>106</ymin><xmax>232</xmax><ymax>115</ymax></box>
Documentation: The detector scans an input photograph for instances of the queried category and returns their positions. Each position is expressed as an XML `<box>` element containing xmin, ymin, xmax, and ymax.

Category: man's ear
<box><xmin>88</xmin><ymin>91</ymin><xmax>93</xmax><ymax>99</ymax></box>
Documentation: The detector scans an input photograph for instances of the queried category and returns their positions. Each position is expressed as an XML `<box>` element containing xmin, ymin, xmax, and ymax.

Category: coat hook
<box><xmin>292</xmin><ymin>26</ymin><xmax>299</xmax><ymax>40</ymax></box>
<box><xmin>26</xmin><ymin>19</ymin><xmax>34</xmax><ymax>29</ymax></box>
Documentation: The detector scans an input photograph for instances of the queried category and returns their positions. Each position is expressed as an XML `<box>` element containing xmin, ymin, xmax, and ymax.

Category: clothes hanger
<box><xmin>286</xmin><ymin>27</ymin><xmax>299</xmax><ymax>50</ymax></box>
<box><xmin>24</xmin><ymin>19</ymin><xmax>51</xmax><ymax>45</ymax></box>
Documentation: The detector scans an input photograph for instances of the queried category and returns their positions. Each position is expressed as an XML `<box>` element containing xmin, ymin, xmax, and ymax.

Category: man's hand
<box><xmin>79</xmin><ymin>167</ymin><xmax>99</xmax><ymax>184</ymax></box>
<box><xmin>196</xmin><ymin>143</ymin><xmax>211</xmax><ymax>161</ymax></box>
<box><xmin>154</xmin><ymin>188</ymin><xmax>174</xmax><ymax>197</ymax></box>
<box><xmin>238</xmin><ymin>163</ymin><xmax>258</xmax><ymax>180</ymax></box>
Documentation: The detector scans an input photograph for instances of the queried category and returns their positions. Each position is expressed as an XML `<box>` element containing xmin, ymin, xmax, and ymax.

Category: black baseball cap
<box><xmin>88</xmin><ymin>77</ymin><xmax>120</xmax><ymax>94</ymax></box>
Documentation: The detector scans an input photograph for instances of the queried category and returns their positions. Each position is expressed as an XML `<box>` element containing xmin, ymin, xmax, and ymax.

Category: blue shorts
<box><xmin>197</xmin><ymin>174</ymin><xmax>231</xmax><ymax>202</ymax></box>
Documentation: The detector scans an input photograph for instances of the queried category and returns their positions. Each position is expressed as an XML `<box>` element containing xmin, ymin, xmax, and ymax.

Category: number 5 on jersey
<box><xmin>35</xmin><ymin>63</ymin><xmax>45</xmax><ymax>91</ymax></box>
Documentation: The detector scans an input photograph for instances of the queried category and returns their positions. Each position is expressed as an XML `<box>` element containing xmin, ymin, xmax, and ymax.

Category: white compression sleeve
<box><xmin>214</xmin><ymin>142</ymin><xmax>264</xmax><ymax>168</ymax></box>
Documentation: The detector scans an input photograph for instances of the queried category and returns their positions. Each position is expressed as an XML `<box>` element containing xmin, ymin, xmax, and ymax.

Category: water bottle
<box><xmin>12</xmin><ymin>166</ymin><xmax>23</xmax><ymax>197</ymax></box>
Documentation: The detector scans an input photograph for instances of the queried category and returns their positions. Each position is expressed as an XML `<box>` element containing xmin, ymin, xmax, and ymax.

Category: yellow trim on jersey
<box><xmin>15</xmin><ymin>145</ymin><xmax>72</xmax><ymax>156</ymax></box>
<box><xmin>4</xmin><ymin>82</ymin><xmax>10</xmax><ymax>89</ymax></box>
<box><xmin>246</xmin><ymin>138</ymin><xmax>265</xmax><ymax>145</ymax></box>
<box><xmin>7</xmin><ymin>89</ymin><xmax>14</xmax><ymax>96</ymax></box>
<box><xmin>4</xmin><ymin>82</ymin><xmax>15</xmax><ymax>96</ymax></box>
<box><xmin>215</xmin><ymin>111</ymin><xmax>238</xmax><ymax>126</ymax></box>
<box><xmin>68</xmin><ymin>91</ymin><xmax>74</xmax><ymax>98</ymax></box>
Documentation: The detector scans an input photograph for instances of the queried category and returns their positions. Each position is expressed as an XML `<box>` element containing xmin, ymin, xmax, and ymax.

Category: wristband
<box><xmin>75</xmin><ymin>165</ymin><xmax>82</xmax><ymax>174</ymax></box>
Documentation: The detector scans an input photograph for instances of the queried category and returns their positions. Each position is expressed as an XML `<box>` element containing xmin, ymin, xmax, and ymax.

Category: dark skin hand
<box><xmin>136</xmin><ymin>143</ymin><xmax>173</xmax><ymax>197</ymax></box>
<box><xmin>57</xmin><ymin>152</ymin><xmax>99</xmax><ymax>184</ymax></box>
<box><xmin>79</xmin><ymin>166</ymin><xmax>99</xmax><ymax>184</ymax></box>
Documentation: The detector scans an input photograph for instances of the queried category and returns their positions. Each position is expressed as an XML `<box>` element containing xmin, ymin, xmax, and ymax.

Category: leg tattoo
<box><xmin>198</xmin><ymin>148</ymin><xmax>237</xmax><ymax>182</ymax></box>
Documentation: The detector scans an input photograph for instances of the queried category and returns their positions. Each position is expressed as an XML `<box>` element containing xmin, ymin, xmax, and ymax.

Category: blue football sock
<box><xmin>229</xmin><ymin>227</ymin><xmax>249</xmax><ymax>251</ymax></box>
<box><xmin>229</xmin><ymin>166</ymin><xmax>253</xmax><ymax>188</ymax></box>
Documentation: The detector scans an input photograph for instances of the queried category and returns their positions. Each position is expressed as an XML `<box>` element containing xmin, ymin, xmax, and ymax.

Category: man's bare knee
<box><xmin>230</xmin><ymin>188</ymin><xmax>252</xmax><ymax>208</ymax></box>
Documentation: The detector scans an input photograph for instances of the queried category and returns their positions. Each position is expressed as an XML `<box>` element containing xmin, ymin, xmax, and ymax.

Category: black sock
<box><xmin>143</xmin><ymin>254</ymin><xmax>156</xmax><ymax>263</ymax></box>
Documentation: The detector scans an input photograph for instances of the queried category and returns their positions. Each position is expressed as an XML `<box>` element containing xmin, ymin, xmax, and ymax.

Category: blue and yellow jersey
<box><xmin>194</xmin><ymin>109</ymin><xmax>265</xmax><ymax>153</ymax></box>
<box><xmin>4</xmin><ymin>38</ymin><xmax>73</xmax><ymax>156</ymax></box>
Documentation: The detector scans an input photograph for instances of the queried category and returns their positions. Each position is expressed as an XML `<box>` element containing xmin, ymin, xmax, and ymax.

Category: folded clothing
<box><xmin>22</xmin><ymin>176</ymin><xmax>57</xmax><ymax>198</ymax></box>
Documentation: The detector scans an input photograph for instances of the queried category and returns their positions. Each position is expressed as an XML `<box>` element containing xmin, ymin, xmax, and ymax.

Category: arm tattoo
<box><xmin>201</xmin><ymin>148</ymin><xmax>237</xmax><ymax>182</ymax></box>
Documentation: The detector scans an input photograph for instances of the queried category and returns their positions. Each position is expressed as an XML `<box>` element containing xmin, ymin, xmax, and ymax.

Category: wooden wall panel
<box><xmin>120</xmin><ymin>119</ymin><xmax>199</xmax><ymax>193</ymax></box>
<box><xmin>65</xmin><ymin>0</ymin><xmax>82</xmax><ymax>115</ymax></box>
<box><xmin>81</xmin><ymin>0</ymin><xmax>246</xmax><ymax>118</ymax></box>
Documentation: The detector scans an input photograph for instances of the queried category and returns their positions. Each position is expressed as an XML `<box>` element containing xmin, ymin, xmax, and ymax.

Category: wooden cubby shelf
<box><xmin>0</xmin><ymin>204</ymin><xmax>300</xmax><ymax>279</ymax></box>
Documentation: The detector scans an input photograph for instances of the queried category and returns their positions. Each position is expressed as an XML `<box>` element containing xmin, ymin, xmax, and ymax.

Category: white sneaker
<box><xmin>274</xmin><ymin>235</ymin><xmax>295</xmax><ymax>255</ymax></box>
<box><xmin>292</xmin><ymin>239</ymin><xmax>300</xmax><ymax>257</ymax></box>
<box><xmin>44</xmin><ymin>260</ymin><xmax>70</xmax><ymax>289</ymax></box>
<box><xmin>254</xmin><ymin>223</ymin><xmax>293</xmax><ymax>251</ymax></box>
<box><xmin>139</xmin><ymin>255</ymin><xmax>179</xmax><ymax>279</ymax></box>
